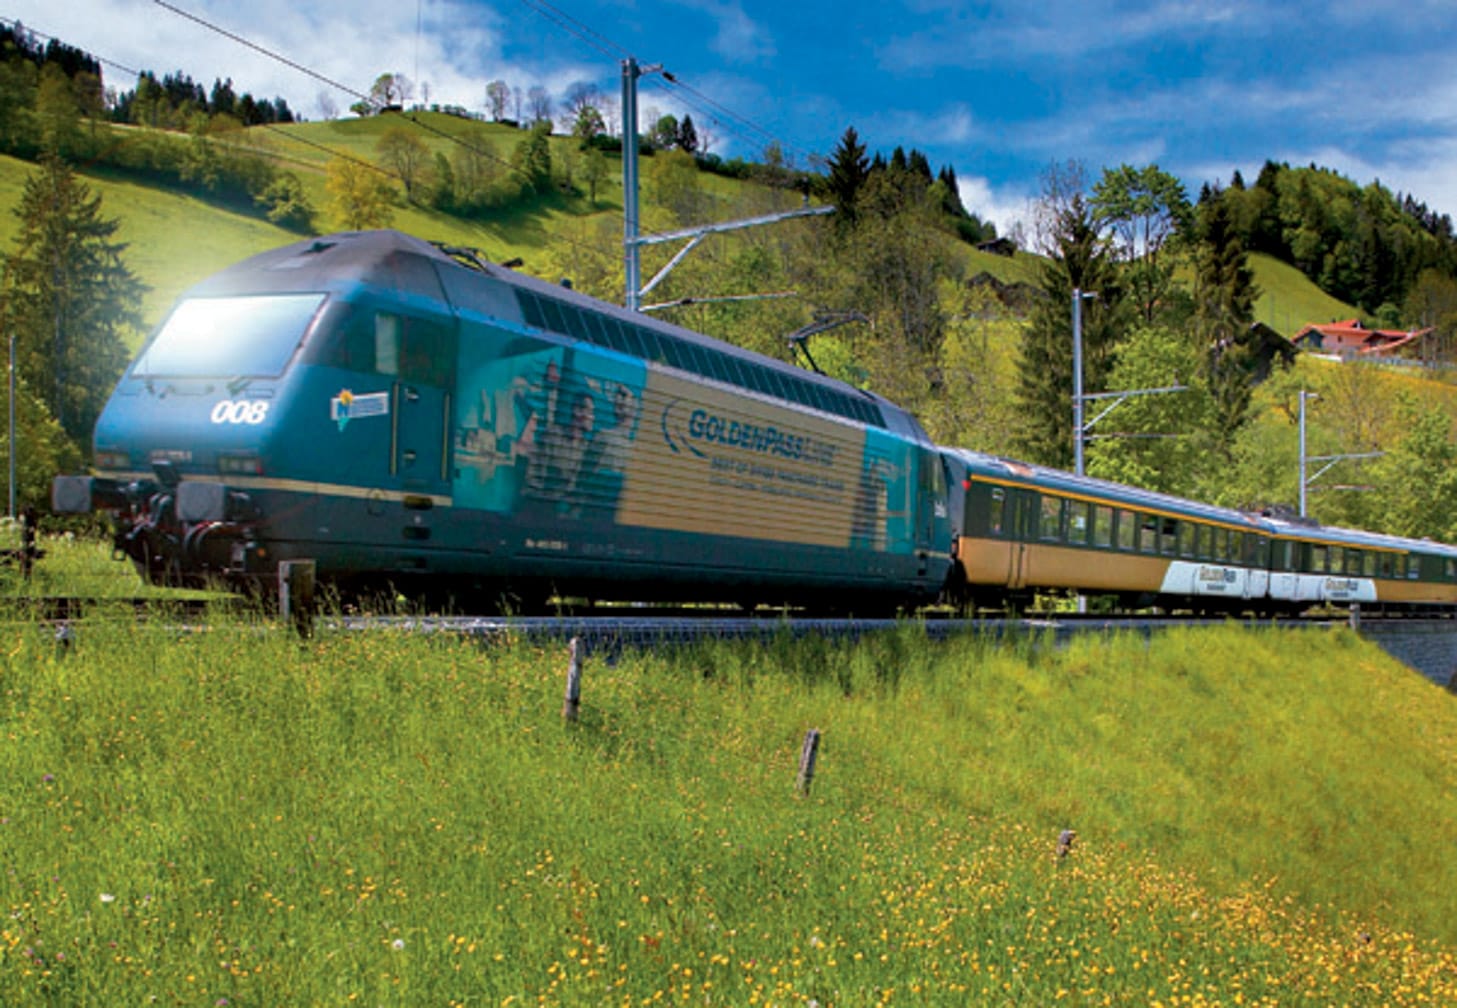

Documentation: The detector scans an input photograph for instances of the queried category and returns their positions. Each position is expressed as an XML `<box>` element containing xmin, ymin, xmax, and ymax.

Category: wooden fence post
<box><xmin>796</xmin><ymin>729</ymin><xmax>821</xmax><ymax>796</ymax></box>
<box><xmin>19</xmin><ymin>507</ymin><xmax>36</xmax><ymax>580</ymax></box>
<box><xmin>563</xmin><ymin>637</ymin><xmax>583</xmax><ymax>722</ymax></box>
<box><xmin>278</xmin><ymin>560</ymin><xmax>316</xmax><ymax>638</ymax></box>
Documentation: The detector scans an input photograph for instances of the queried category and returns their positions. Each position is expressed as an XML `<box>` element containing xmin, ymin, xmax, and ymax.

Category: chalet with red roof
<box><xmin>1292</xmin><ymin>318</ymin><xmax>1433</xmax><ymax>360</ymax></box>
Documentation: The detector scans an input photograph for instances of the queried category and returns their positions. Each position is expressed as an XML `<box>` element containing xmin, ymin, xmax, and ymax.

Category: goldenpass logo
<box><xmin>662</xmin><ymin>401</ymin><xmax>838</xmax><ymax>466</ymax></box>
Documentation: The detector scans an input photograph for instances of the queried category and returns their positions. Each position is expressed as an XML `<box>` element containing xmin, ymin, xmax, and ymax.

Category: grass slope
<box><xmin>0</xmin><ymin>617</ymin><xmax>1453</xmax><ymax>1003</ymax></box>
<box><xmin>1250</xmin><ymin>252</ymin><xmax>1361</xmax><ymax>335</ymax></box>
<box><xmin>0</xmin><ymin>125</ymin><xmax>1361</xmax><ymax>346</ymax></box>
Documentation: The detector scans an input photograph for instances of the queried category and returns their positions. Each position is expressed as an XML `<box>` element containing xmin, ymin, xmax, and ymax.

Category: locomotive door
<box><xmin>913</xmin><ymin>449</ymin><xmax>950</xmax><ymax>577</ymax></box>
<box><xmin>379</xmin><ymin>310</ymin><xmax>458</xmax><ymax>505</ymax></box>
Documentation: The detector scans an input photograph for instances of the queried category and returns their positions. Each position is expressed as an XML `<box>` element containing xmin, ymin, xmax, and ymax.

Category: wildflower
<box><xmin>41</xmin><ymin>774</ymin><xmax>54</xmax><ymax>784</ymax></box>
<box><xmin>100</xmin><ymin>893</ymin><xmax>115</xmax><ymax>904</ymax></box>
<box><xmin>392</xmin><ymin>938</ymin><xmax>405</xmax><ymax>951</ymax></box>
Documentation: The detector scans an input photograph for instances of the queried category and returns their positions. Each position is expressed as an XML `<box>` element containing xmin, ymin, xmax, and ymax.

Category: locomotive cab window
<box><xmin>311</xmin><ymin>302</ymin><xmax>455</xmax><ymax>386</ymax></box>
<box><xmin>135</xmin><ymin>293</ymin><xmax>325</xmax><ymax>378</ymax></box>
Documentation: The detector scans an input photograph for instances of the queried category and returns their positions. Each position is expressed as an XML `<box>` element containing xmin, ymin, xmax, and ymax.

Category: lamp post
<box><xmin>621</xmin><ymin>56</ymin><xmax>666</xmax><ymax>312</ymax></box>
<box><xmin>1298</xmin><ymin>390</ymin><xmax>1316</xmax><ymax>517</ymax></box>
<box><xmin>1296</xmin><ymin>392</ymin><xmax>1381</xmax><ymax>518</ymax></box>
<box><xmin>4</xmin><ymin>261</ymin><xmax>12</xmax><ymax>519</ymax></box>
<box><xmin>1071</xmin><ymin>288</ymin><xmax>1097</xmax><ymax>476</ymax></box>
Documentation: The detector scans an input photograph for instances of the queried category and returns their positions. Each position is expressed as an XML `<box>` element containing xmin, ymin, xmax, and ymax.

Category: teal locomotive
<box><xmin>52</xmin><ymin>230</ymin><xmax>954</xmax><ymax>611</ymax></box>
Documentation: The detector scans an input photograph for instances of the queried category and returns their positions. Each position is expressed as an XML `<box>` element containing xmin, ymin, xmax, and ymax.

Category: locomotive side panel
<box><xmin>616</xmin><ymin>369</ymin><xmax>864</xmax><ymax>548</ymax></box>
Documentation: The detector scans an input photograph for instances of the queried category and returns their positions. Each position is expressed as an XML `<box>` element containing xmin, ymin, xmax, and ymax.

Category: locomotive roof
<box><xmin>187</xmin><ymin>230</ymin><xmax>929</xmax><ymax>444</ymax></box>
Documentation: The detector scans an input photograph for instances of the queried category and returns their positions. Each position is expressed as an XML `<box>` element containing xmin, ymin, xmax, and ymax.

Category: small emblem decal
<box><xmin>331</xmin><ymin>389</ymin><xmax>389</xmax><ymax>431</ymax></box>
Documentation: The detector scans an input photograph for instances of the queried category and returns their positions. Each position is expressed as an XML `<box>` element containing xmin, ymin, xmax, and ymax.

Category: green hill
<box><xmin>1251</xmin><ymin>251</ymin><xmax>1362</xmax><ymax>335</ymax></box>
<box><xmin>0</xmin><ymin>118</ymin><xmax>1360</xmax><ymax>343</ymax></box>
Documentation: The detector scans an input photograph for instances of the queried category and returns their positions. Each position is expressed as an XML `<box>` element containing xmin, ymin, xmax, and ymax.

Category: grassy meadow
<box><xmin>0</xmin><ymin>612</ymin><xmax>1455</xmax><ymax>1005</ymax></box>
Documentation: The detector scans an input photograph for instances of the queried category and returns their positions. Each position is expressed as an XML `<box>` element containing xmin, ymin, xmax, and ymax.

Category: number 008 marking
<box><xmin>210</xmin><ymin>400</ymin><xmax>269</xmax><ymax>425</ymax></box>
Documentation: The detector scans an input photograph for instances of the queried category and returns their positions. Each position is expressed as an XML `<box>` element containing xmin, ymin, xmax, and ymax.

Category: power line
<box><xmin>0</xmin><ymin>16</ymin><xmax>392</xmax><ymax>181</ymax></box>
<box><xmin>513</xmin><ymin>0</ymin><xmax>806</xmax><ymax>165</ymax></box>
<box><xmin>649</xmin><ymin>74</ymin><xmax>810</xmax><ymax>166</ymax></box>
<box><xmin>150</xmin><ymin>0</ymin><xmax>371</xmax><ymax>109</ymax></box>
<box><xmin>139</xmin><ymin>1</ymin><xmax>627</xmax><ymax>266</ymax></box>
<box><xmin>514</xmin><ymin>0</ymin><xmax>631</xmax><ymax>61</ymax></box>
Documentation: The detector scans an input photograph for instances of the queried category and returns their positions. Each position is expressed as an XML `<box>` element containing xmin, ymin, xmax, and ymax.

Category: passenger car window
<box><xmin>1094</xmin><ymin>505</ymin><xmax>1113</xmax><ymax>548</ymax></box>
<box><xmin>1116</xmin><ymin>510</ymin><xmax>1135</xmax><ymax>551</ymax></box>
<box><xmin>988</xmin><ymin>489</ymin><xmax>1005</xmax><ymax>536</ymax></box>
<box><xmin>1040</xmin><ymin>496</ymin><xmax>1062</xmax><ymax>540</ymax></box>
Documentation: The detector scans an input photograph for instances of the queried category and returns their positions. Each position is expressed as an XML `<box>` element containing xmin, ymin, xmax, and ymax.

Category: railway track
<box><xmin>0</xmin><ymin>595</ymin><xmax>1373</xmax><ymax>652</ymax></box>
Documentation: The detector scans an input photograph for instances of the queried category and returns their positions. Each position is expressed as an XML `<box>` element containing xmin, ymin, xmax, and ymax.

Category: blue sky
<box><xmin>8</xmin><ymin>0</ymin><xmax>1457</xmax><ymax>237</ymax></box>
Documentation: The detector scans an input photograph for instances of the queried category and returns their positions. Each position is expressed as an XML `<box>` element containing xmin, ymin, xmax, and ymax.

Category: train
<box><xmin>940</xmin><ymin>449</ymin><xmax>1457</xmax><ymax>614</ymax></box>
<box><xmin>50</xmin><ymin>229</ymin><xmax>1457</xmax><ymax>615</ymax></box>
<box><xmin>51</xmin><ymin>229</ymin><xmax>950</xmax><ymax>612</ymax></box>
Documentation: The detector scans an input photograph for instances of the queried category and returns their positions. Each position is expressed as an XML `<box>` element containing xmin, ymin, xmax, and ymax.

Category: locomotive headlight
<box><xmin>94</xmin><ymin>450</ymin><xmax>130</xmax><ymax>471</ymax></box>
<box><xmin>218</xmin><ymin>453</ymin><xmax>264</xmax><ymax>476</ymax></box>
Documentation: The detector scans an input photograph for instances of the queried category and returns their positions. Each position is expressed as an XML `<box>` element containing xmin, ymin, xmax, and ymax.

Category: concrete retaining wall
<box><xmin>1357</xmin><ymin>619</ymin><xmax>1457</xmax><ymax>688</ymax></box>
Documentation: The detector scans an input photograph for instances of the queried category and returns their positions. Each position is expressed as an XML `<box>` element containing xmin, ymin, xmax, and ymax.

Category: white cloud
<box><xmin>957</xmin><ymin>175</ymin><xmax>1034</xmax><ymax>240</ymax></box>
<box><xmin>686</xmin><ymin>0</ymin><xmax>775</xmax><ymax>64</ymax></box>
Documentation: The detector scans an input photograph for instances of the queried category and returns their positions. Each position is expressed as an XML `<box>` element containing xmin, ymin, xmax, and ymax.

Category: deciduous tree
<box><xmin>0</xmin><ymin>373</ymin><xmax>80</xmax><ymax>509</ymax></box>
<box><xmin>368</xmin><ymin>72</ymin><xmax>412</xmax><ymax>109</ymax></box>
<box><xmin>485</xmin><ymin>79</ymin><xmax>510</xmax><ymax>121</ymax></box>
<box><xmin>527</xmin><ymin>85</ymin><xmax>551</xmax><ymax>125</ymax></box>
<box><xmin>510</xmin><ymin>121</ymin><xmax>553</xmax><ymax>195</ymax></box>
<box><xmin>324</xmin><ymin>157</ymin><xmax>395</xmax><ymax>229</ymax></box>
<box><xmin>1091</xmin><ymin>163</ymin><xmax>1191</xmax><ymax>325</ymax></box>
<box><xmin>582</xmin><ymin>145</ymin><xmax>609</xmax><ymax>204</ymax></box>
<box><xmin>376</xmin><ymin>125</ymin><xmax>432</xmax><ymax>201</ymax></box>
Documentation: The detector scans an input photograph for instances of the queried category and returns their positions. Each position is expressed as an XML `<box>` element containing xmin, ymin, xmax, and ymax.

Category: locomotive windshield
<box><xmin>132</xmin><ymin>293</ymin><xmax>326</xmax><ymax>378</ymax></box>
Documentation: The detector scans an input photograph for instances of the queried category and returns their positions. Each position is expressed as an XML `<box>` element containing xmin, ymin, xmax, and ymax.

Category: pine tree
<box><xmin>676</xmin><ymin>114</ymin><xmax>698</xmax><ymax>155</ymax></box>
<box><xmin>1012</xmin><ymin>192</ymin><xmax>1125</xmax><ymax>468</ymax></box>
<box><xmin>1192</xmin><ymin>187</ymin><xmax>1262</xmax><ymax>454</ymax></box>
<box><xmin>824</xmin><ymin>126</ymin><xmax>868</xmax><ymax>224</ymax></box>
<box><xmin>4</xmin><ymin>153</ymin><xmax>143</xmax><ymax>450</ymax></box>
